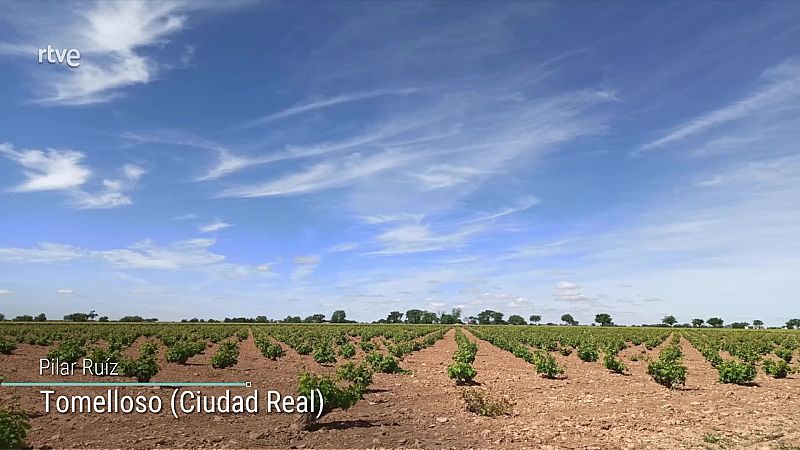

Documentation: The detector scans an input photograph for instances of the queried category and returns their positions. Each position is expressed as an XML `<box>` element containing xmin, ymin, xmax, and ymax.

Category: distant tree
<box><xmin>467</xmin><ymin>316</ymin><xmax>478</xmax><ymax>325</ymax></box>
<box><xmin>0</xmin><ymin>313</ymin><xmax>4</xmax><ymax>321</ymax></box>
<box><xmin>118</xmin><ymin>315</ymin><xmax>144</xmax><ymax>322</ymax></box>
<box><xmin>13</xmin><ymin>315</ymin><xmax>33</xmax><ymax>322</ymax></box>
<box><xmin>529</xmin><ymin>315</ymin><xmax>542</xmax><ymax>325</ymax></box>
<box><xmin>752</xmin><ymin>319</ymin><xmax>764</xmax><ymax>328</ymax></box>
<box><xmin>303</xmin><ymin>314</ymin><xmax>325</xmax><ymax>323</ymax></box>
<box><xmin>34</xmin><ymin>313</ymin><xmax>47</xmax><ymax>322</ymax></box>
<box><xmin>331</xmin><ymin>310</ymin><xmax>347</xmax><ymax>323</ymax></box>
<box><xmin>386</xmin><ymin>311</ymin><xmax>403</xmax><ymax>323</ymax></box>
<box><xmin>98</xmin><ymin>316</ymin><xmax>109</xmax><ymax>322</ymax></box>
<box><xmin>662</xmin><ymin>315</ymin><xmax>678</xmax><ymax>327</ymax></box>
<box><xmin>476</xmin><ymin>310</ymin><xmax>505</xmax><ymax>325</ymax></box>
<box><xmin>419</xmin><ymin>311</ymin><xmax>438</xmax><ymax>324</ymax></box>
<box><xmin>476</xmin><ymin>310</ymin><xmax>494</xmax><ymax>325</ymax></box>
<box><xmin>255</xmin><ymin>315</ymin><xmax>268</xmax><ymax>323</ymax></box>
<box><xmin>283</xmin><ymin>316</ymin><xmax>302</xmax><ymax>323</ymax></box>
<box><xmin>785</xmin><ymin>319</ymin><xmax>800</xmax><ymax>329</ymax></box>
<box><xmin>730</xmin><ymin>322</ymin><xmax>749</xmax><ymax>329</ymax></box>
<box><xmin>707</xmin><ymin>317</ymin><xmax>724</xmax><ymax>328</ymax></box>
<box><xmin>64</xmin><ymin>312</ymin><xmax>89</xmax><ymax>322</ymax></box>
<box><xmin>691</xmin><ymin>318</ymin><xmax>705</xmax><ymax>327</ymax></box>
<box><xmin>144</xmin><ymin>318</ymin><xmax>158</xmax><ymax>322</ymax></box>
<box><xmin>405</xmin><ymin>309</ymin><xmax>424</xmax><ymax>324</ymax></box>
<box><xmin>594</xmin><ymin>313</ymin><xmax>614</xmax><ymax>326</ymax></box>
<box><xmin>87</xmin><ymin>310</ymin><xmax>98</xmax><ymax>321</ymax></box>
<box><xmin>561</xmin><ymin>314</ymin><xmax>577</xmax><ymax>326</ymax></box>
<box><xmin>507</xmin><ymin>315</ymin><xmax>526</xmax><ymax>325</ymax></box>
<box><xmin>440</xmin><ymin>308</ymin><xmax>462</xmax><ymax>324</ymax></box>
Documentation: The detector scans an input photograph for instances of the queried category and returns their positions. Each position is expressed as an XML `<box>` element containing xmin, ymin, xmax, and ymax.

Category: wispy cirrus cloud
<box><xmin>642</xmin><ymin>59</ymin><xmax>800</xmax><ymax>151</ymax></box>
<box><xmin>198</xmin><ymin>219</ymin><xmax>233</xmax><ymax>233</ymax></box>
<box><xmin>0</xmin><ymin>238</ymin><xmax>271</xmax><ymax>280</ymax></box>
<box><xmin>234</xmin><ymin>88</ymin><xmax>419</xmax><ymax>130</ymax></box>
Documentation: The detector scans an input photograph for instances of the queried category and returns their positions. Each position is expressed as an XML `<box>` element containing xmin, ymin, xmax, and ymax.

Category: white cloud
<box><xmin>69</xmin><ymin>163</ymin><xmax>146</xmax><ymax>209</ymax></box>
<box><xmin>56</xmin><ymin>288</ymin><xmax>74</xmax><ymax>297</ymax></box>
<box><xmin>361</xmin><ymin>213</ymin><xmax>424</xmax><ymax>224</ymax></box>
<box><xmin>0</xmin><ymin>143</ymin><xmax>145</xmax><ymax>209</ymax></box>
<box><xmin>122</xmin><ymin>164</ymin><xmax>146</xmax><ymax>181</ymax></box>
<box><xmin>170</xmin><ymin>213</ymin><xmax>197</xmax><ymax>221</ymax></box>
<box><xmin>0</xmin><ymin>1</ymin><xmax>245</xmax><ymax>105</ymax></box>
<box><xmin>99</xmin><ymin>238</ymin><xmax>225</xmax><ymax>270</ymax></box>
<box><xmin>642</xmin><ymin>59</ymin><xmax>800</xmax><ymax>150</ymax></box>
<box><xmin>235</xmin><ymin>88</ymin><xmax>418</xmax><ymax>129</ymax></box>
<box><xmin>294</xmin><ymin>255</ymin><xmax>321</xmax><ymax>265</ymax></box>
<box><xmin>370</xmin><ymin>222</ymin><xmax>484</xmax><ymax>255</ymax></box>
<box><xmin>0</xmin><ymin>289</ymin><xmax>13</xmax><ymax>296</ymax></box>
<box><xmin>219</xmin><ymin>151</ymin><xmax>418</xmax><ymax>198</ymax></box>
<box><xmin>410</xmin><ymin>164</ymin><xmax>491</xmax><ymax>189</ymax></box>
<box><xmin>199</xmin><ymin>220</ymin><xmax>233</xmax><ymax>233</ymax></box>
<box><xmin>0</xmin><ymin>144</ymin><xmax>90</xmax><ymax>192</ymax></box>
<box><xmin>554</xmin><ymin>281</ymin><xmax>592</xmax><ymax>302</ymax></box>
<box><xmin>0</xmin><ymin>242</ymin><xmax>83</xmax><ymax>263</ymax></box>
<box><xmin>328</xmin><ymin>242</ymin><xmax>360</xmax><ymax>252</ymax></box>
<box><xmin>0</xmin><ymin>239</ymin><xmax>271</xmax><ymax>281</ymax></box>
<box><xmin>292</xmin><ymin>255</ymin><xmax>321</xmax><ymax>281</ymax></box>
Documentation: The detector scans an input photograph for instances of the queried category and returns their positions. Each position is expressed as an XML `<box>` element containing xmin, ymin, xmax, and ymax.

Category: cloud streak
<box><xmin>642</xmin><ymin>59</ymin><xmax>800</xmax><ymax>150</ymax></box>
<box><xmin>235</xmin><ymin>88</ymin><xmax>419</xmax><ymax>130</ymax></box>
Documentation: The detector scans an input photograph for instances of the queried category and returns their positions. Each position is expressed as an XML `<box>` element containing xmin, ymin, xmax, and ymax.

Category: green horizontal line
<box><xmin>1</xmin><ymin>382</ymin><xmax>249</xmax><ymax>387</ymax></box>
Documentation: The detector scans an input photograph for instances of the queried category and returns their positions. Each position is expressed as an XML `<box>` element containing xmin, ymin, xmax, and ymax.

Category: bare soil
<box><xmin>2</xmin><ymin>330</ymin><xmax>800</xmax><ymax>449</ymax></box>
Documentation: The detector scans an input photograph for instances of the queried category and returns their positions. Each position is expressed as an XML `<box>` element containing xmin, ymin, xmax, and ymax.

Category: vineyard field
<box><xmin>2</xmin><ymin>323</ymin><xmax>800</xmax><ymax>449</ymax></box>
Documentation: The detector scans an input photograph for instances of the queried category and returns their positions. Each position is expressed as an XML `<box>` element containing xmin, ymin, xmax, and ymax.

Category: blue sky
<box><xmin>0</xmin><ymin>1</ymin><xmax>798</xmax><ymax>324</ymax></box>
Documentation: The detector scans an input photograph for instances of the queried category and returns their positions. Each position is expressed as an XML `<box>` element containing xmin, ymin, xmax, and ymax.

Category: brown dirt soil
<box><xmin>2</xmin><ymin>330</ymin><xmax>800</xmax><ymax>449</ymax></box>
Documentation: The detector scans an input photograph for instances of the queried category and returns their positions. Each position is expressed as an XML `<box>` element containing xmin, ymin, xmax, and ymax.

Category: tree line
<box><xmin>1</xmin><ymin>309</ymin><xmax>798</xmax><ymax>329</ymax></box>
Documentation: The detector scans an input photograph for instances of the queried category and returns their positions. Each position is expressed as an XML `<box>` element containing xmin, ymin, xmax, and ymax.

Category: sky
<box><xmin>0</xmin><ymin>1</ymin><xmax>798</xmax><ymax>325</ymax></box>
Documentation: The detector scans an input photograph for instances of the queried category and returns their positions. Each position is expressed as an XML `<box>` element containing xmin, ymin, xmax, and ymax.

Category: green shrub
<box><xmin>336</xmin><ymin>362</ymin><xmax>373</xmax><ymax>389</ymax></box>
<box><xmin>295</xmin><ymin>341</ymin><xmax>313</xmax><ymax>355</ymax></box>
<box><xmin>365</xmin><ymin>352</ymin><xmax>405</xmax><ymax>373</ymax></box>
<box><xmin>717</xmin><ymin>360</ymin><xmax>757</xmax><ymax>384</ymax></box>
<box><xmin>647</xmin><ymin>345</ymin><xmax>687</xmax><ymax>389</ymax></box>
<box><xmin>647</xmin><ymin>359</ymin><xmax>687</xmax><ymax>389</ymax></box>
<box><xmin>211</xmin><ymin>341</ymin><xmax>239</xmax><ymax>369</ymax></box>
<box><xmin>659</xmin><ymin>345</ymin><xmax>683</xmax><ymax>363</ymax></box>
<box><xmin>578</xmin><ymin>345</ymin><xmax>599</xmax><ymax>362</ymax></box>
<box><xmin>257</xmin><ymin>340</ymin><xmax>285</xmax><ymax>360</ymax></box>
<box><xmin>0</xmin><ymin>402</ymin><xmax>30</xmax><ymax>449</ymax></box>
<box><xmin>534</xmin><ymin>352</ymin><xmax>564</xmax><ymax>379</ymax></box>
<box><xmin>604</xmin><ymin>352</ymin><xmax>627</xmax><ymax>374</ymax></box>
<box><xmin>312</xmin><ymin>343</ymin><xmax>337</xmax><ymax>365</ymax></box>
<box><xmin>120</xmin><ymin>344</ymin><xmax>159</xmax><ymax>382</ymax></box>
<box><xmin>358</xmin><ymin>340</ymin><xmax>376</xmax><ymax>353</ymax></box>
<box><xmin>462</xmin><ymin>389</ymin><xmax>513</xmax><ymax>416</ymax></box>
<box><xmin>165</xmin><ymin>340</ymin><xmax>197</xmax><ymax>364</ymax></box>
<box><xmin>295</xmin><ymin>372</ymin><xmax>364</xmax><ymax>429</ymax></box>
<box><xmin>775</xmin><ymin>347</ymin><xmax>793</xmax><ymax>364</ymax></box>
<box><xmin>47</xmin><ymin>338</ymin><xmax>86</xmax><ymax>363</ymax></box>
<box><xmin>559</xmin><ymin>346</ymin><xmax>573</xmax><ymax>357</ymax></box>
<box><xmin>447</xmin><ymin>361</ymin><xmax>477</xmax><ymax>384</ymax></box>
<box><xmin>338</xmin><ymin>342</ymin><xmax>356</xmax><ymax>359</ymax></box>
<box><xmin>87</xmin><ymin>346</ymin><xmax>121</xmax><ymax>370</ymax></box>
<box><xmin>0</xmin><ymin>339</ymin><xmax>17</xmax><ymax>355</ymax></box>
<box><xmin>763</xmin><ymin>359</ymin><xmax>790</xmax><ymax>379</ymax></box>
